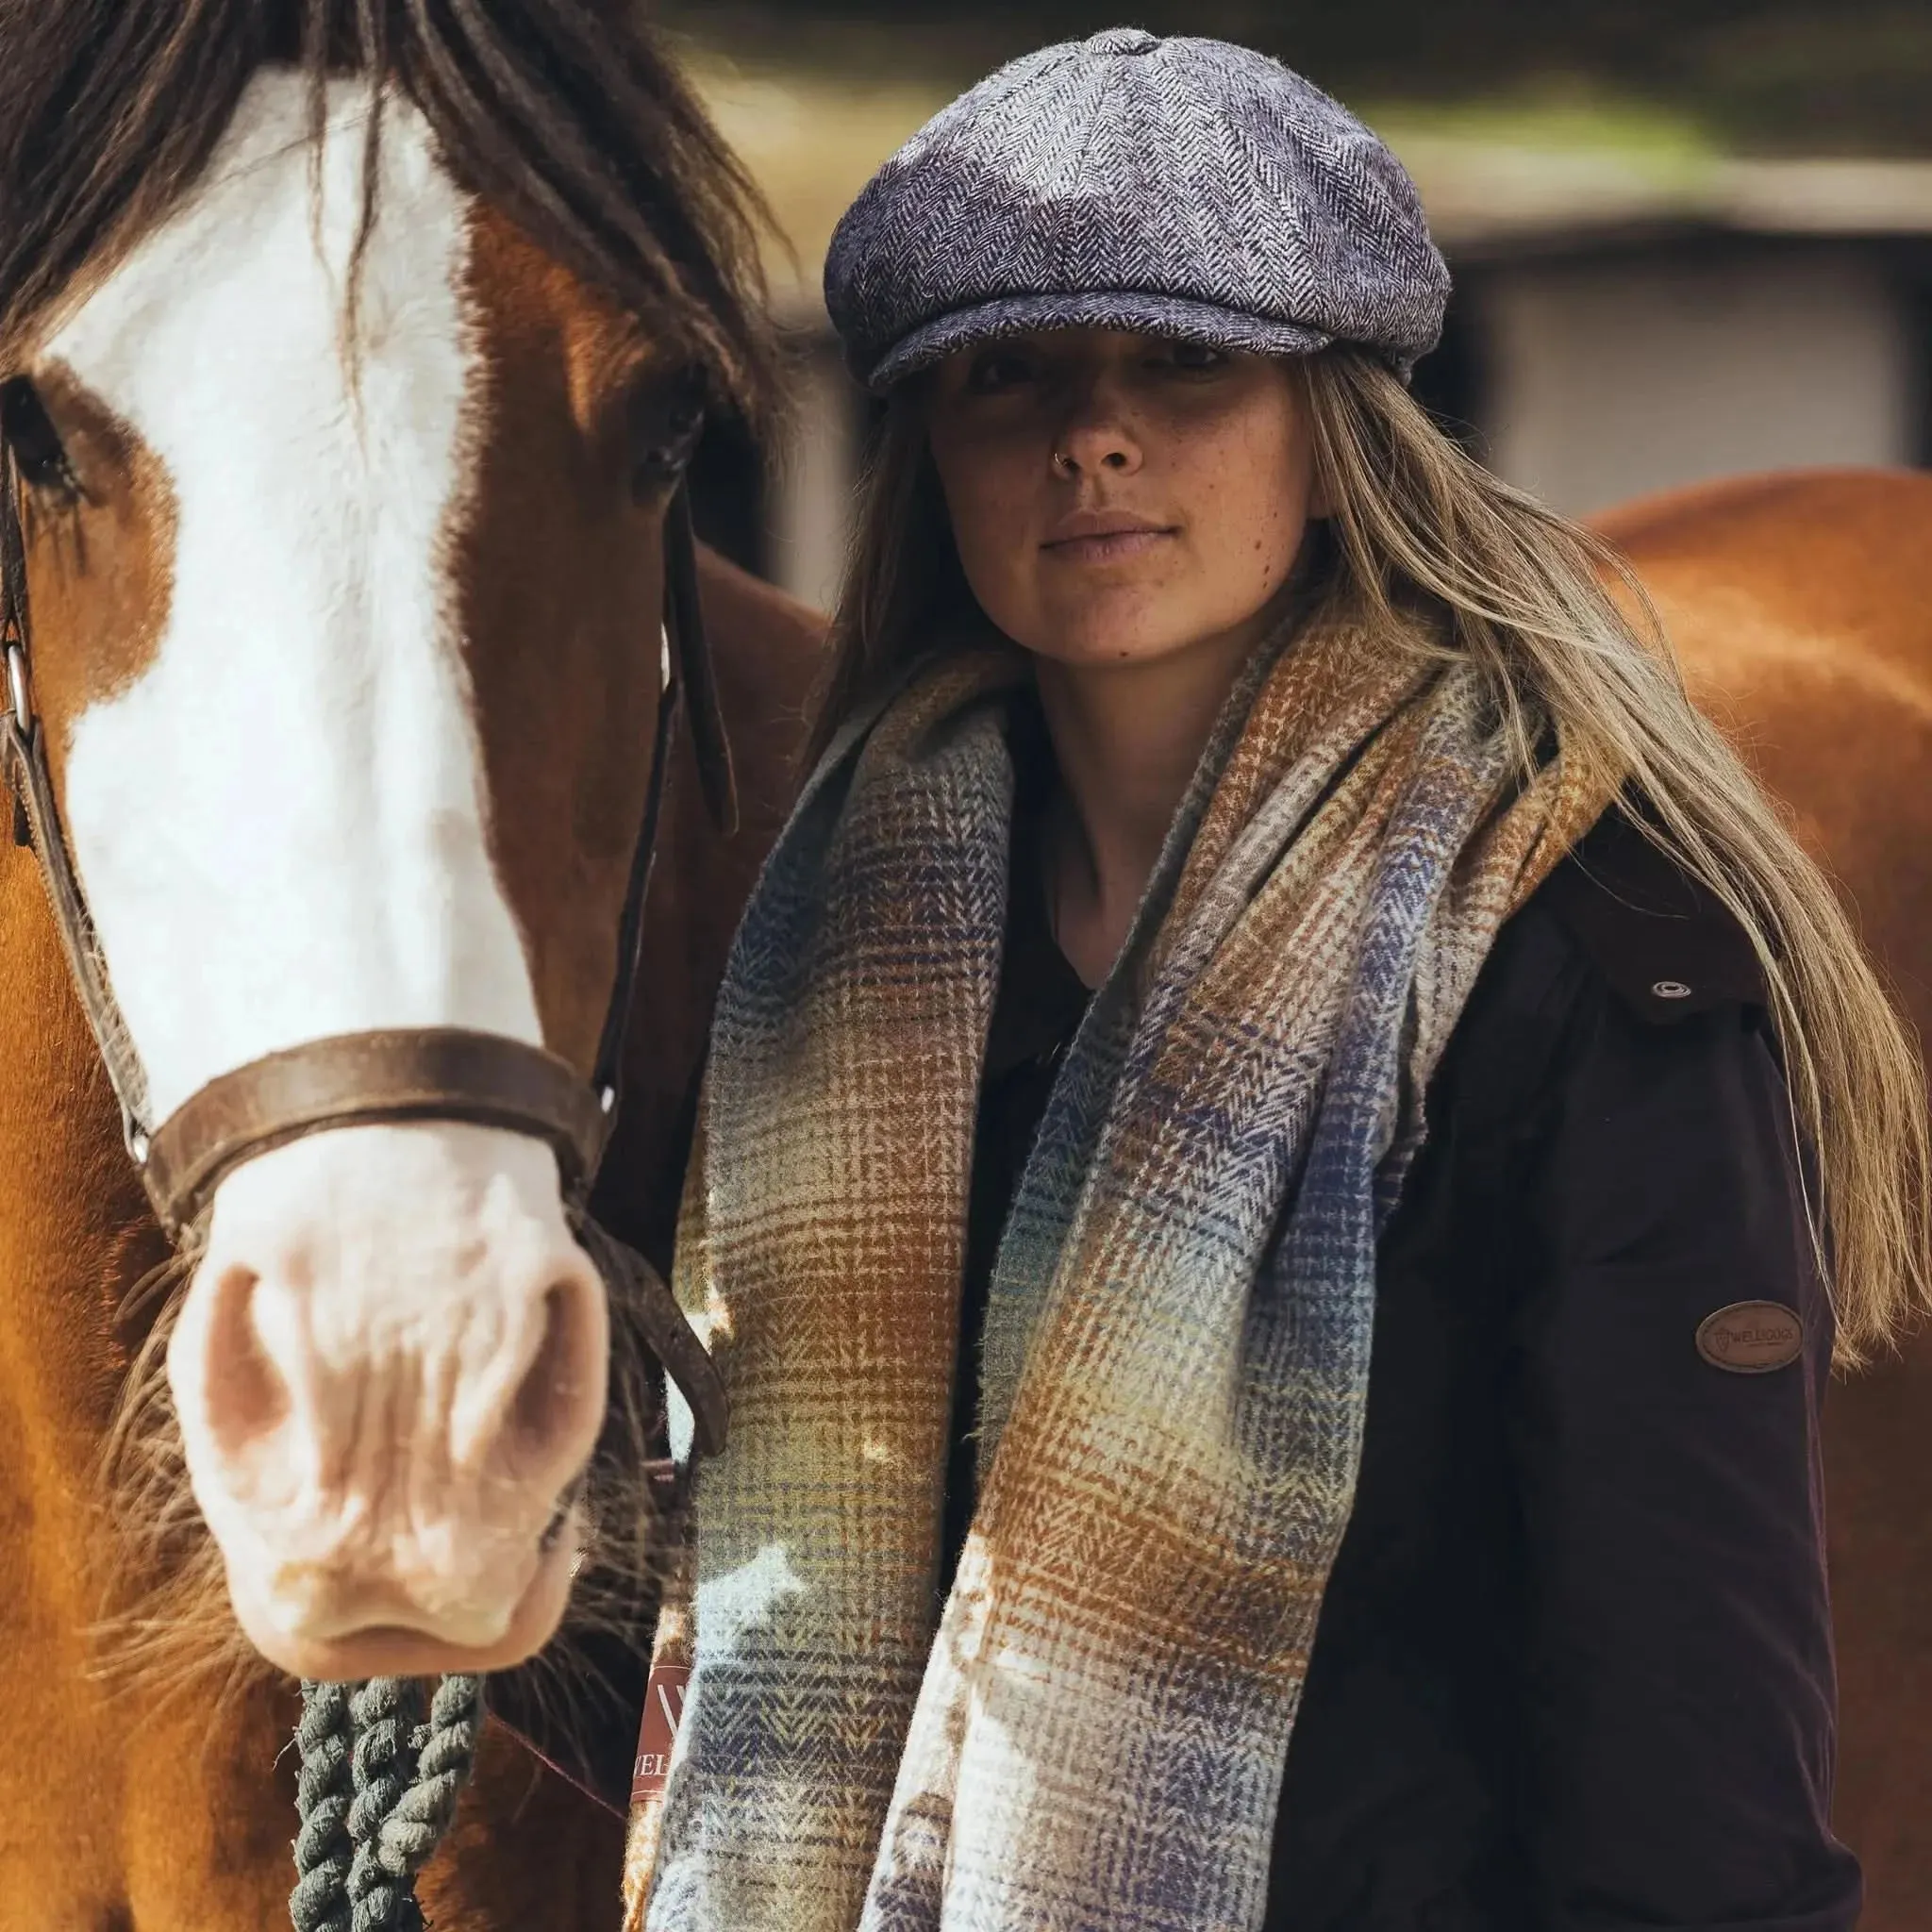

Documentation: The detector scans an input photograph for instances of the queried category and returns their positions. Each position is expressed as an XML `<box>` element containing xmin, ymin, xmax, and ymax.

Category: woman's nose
<box><xmin>1051</xmin><ymin>406</ymin><xmax>1143</xmax><ymax>478</ymax></box>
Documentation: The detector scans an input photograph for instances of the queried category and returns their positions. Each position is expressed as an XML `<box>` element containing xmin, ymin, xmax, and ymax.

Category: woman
<box><xmin>629</xmin><ymin>29</ymin><xmax>1929</xmax><ymax>1932</ymax></box>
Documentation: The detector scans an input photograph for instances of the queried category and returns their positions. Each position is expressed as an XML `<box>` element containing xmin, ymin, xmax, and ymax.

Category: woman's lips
<box><xmin>1041</xmin><ymin>527</ymin><xmax>1175</xmax><ymax>564</ymax></box>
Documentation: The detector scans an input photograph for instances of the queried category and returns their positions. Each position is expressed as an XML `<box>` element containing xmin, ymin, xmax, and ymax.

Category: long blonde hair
<box><xmin>815</xmin><ymin>345</ymin><xmax>1930</xmax><ymax>1363</ymax></box>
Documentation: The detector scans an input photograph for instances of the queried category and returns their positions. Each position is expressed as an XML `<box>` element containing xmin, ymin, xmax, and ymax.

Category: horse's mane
<box><xmin>0</xmin><ymin>0</ymin><xmax>778</xmax><ymax>415</ymax></box>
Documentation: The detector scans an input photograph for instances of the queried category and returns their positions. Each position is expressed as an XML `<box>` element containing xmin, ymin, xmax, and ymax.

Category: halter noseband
<box><xmin>0</xmin><ymin>448</ymin><xmax>730</xmax><ymax>1460</ymax></box>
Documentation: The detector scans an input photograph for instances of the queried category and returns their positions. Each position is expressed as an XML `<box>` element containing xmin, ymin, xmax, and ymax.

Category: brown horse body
<box><xmin>1598</xmin><ymin>467</ymin><xmax>1932</xmax><ymax>1932</ymax></box>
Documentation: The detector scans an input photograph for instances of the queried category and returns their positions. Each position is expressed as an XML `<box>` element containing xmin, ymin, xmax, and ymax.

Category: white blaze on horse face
<box><xmin>48</xmin><ymin>73</ymin><xmax>539</xmax><ymax>1103</ymax></box>
<box><xmin>42</xmin><ymin>72</ymin><xmax>607</xmax><ymax>1676</ymax></box>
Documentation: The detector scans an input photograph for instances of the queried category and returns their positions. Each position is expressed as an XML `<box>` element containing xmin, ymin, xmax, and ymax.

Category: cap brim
<box><xmin>863</xmin><ymin>290</ymin><xmax>1333</xmax><ymax>392</ymax></box>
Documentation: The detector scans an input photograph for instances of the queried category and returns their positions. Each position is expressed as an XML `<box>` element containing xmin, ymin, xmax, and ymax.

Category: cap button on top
<box><xmin>1088</xmin><ymin>27</ymin><xmax>1159</xmax><ymax>54</ymax></box>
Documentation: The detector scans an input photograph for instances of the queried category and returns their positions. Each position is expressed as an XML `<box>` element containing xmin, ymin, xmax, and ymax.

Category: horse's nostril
<box><xmin>200</xmin><ymin>1263</ymin><xmax>290</xmax><ymax>1457</ymax></box>
<box><xmin>508</xmin><ymin>1277</ymin><xmax>598</xmax><ymax>1473</ymax></box>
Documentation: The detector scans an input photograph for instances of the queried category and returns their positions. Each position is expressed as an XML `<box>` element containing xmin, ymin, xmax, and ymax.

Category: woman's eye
<box><xmin>1161</xmin><ymin>341</ymin><xmax>1229</xmax><ymax>374</ymax></box>
<box><xmin>631</xmin><ymin>371</ymin><xmax>708</xmax><ymax>495</ymax></box>
<box><xmin>0</xmin><ymin>378</ymin><xmax>80</xmax><ymax>501</ymax></box>
<box><xmin>965</xmin><ymin>349</ymin><xmax>1038</xmax><ymax>393</ymax></box>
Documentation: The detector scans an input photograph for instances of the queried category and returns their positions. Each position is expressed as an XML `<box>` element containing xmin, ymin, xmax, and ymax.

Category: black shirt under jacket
<box><xmin>948</xmin><ymin>793</ymin><xmax>1859</xmax><ymax>1931</ymax></box>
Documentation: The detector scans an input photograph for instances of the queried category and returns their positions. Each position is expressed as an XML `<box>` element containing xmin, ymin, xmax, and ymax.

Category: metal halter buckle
<box><xmin>4</xmin><ymin>641</ymin><xmax>27</xmax><ymax>728</ymax></box>
<box><xmin>3</xmin><ymin>643</ymin><xmax>30</xmax><ymax>846</ymax></box>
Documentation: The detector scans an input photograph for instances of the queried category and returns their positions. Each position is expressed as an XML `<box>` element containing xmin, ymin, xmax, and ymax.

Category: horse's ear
<box><xmin>664</xmin><ymin>486</ymin><xmax>738</xmax><ymax>837</ymax></box>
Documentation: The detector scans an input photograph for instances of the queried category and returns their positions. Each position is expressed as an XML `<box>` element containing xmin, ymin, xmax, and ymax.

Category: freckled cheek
<box><xmin>1179</xmin><ymin>433</ymin><xmax>1307</xmax><ymax>584</ymax></box>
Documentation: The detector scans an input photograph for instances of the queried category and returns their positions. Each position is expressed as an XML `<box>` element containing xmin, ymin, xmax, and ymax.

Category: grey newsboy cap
<box><xmin>824</xmin><ymin>26</ymin><xmax>1450</xmax><ymax>392</ymax></box>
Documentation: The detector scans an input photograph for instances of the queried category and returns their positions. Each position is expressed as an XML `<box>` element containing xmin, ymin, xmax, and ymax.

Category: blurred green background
<box><xmin>660</xmin><ymin>1</ymin><xmax>1932</xmax><ymax>155</ymax></box>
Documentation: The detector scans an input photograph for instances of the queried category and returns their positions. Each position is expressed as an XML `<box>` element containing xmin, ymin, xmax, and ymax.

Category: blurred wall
<box><xmin>1473</xmin><ymin>243</ymin><xmax>1920</xmax><ymax>514</ymax></box>
<box><xmin>765</xmin><ymin>343</ymin><xmax>865</xmax><ymax>613</ymax></box>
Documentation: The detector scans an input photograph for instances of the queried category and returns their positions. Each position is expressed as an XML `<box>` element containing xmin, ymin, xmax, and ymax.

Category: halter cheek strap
<box><xmin>0</xmin><ymin>451</ymin><xmax>728</xmax><ymax>1461</ymax></box>
<box><xmin>2</xmin><ymin>644</ymin><xmax>156</xmax><ymax>1141</ymax></box>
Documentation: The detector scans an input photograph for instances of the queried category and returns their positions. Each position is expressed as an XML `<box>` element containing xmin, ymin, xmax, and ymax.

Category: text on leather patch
<box><xmin>632</xmin><ymin>1663</ymin><xmax>691</xmax><ymax>1807</ymax></box>
<box><xmin>1697</xmin><ymin>1300</ymin><xmax>1804</xmax><ymax>1374</ymax></box>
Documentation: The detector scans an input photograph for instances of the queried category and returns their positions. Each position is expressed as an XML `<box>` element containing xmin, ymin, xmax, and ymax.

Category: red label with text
<box><xmin>631</xmin><ymin>1663</ymin><xmax>691</xmax><ymax>1807</ymax></box>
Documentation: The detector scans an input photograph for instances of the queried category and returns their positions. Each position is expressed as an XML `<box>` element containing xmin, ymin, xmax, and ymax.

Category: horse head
<box><xmin>0</xmin><ymin>6</ymin><xmax>771</xmax><ymax>1684</ymax></box>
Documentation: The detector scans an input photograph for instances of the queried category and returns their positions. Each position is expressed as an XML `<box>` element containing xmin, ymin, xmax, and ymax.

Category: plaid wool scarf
<box><xmin>625</xmin><ymin>606</ymin><xmax>1610</xmax><ymax>1932</ymax></box>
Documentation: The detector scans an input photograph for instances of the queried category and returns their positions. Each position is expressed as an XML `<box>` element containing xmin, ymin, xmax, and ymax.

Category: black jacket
<box><xmin>953</xmin><ymin>805</ymin><xmax>1858</xmax><ymax>1932</ymax></box>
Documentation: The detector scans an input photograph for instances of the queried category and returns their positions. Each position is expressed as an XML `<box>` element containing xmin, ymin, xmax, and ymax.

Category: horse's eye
<box><xmin>0</xmin><ymin>378</ymin><xmax>79</xmax><ymax>502</ymax></box>
<box><xmin>631</xmin><ymin>370</ymin><xmax>708</xmax><ymax>497</ymax></box>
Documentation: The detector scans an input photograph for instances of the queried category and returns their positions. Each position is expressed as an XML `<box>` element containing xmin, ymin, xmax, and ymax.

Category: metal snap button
<box><xmin>1652</xmin><ymin>979</ymin><xmax>1693</xmax><ymax>1000</ymax></box>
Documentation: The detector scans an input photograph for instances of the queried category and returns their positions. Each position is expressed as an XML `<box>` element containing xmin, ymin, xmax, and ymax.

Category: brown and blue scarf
<box><xmin>624</xmin><ymin>602</ymin><xmax>1610</xmax><ymax>1932</ymax></box>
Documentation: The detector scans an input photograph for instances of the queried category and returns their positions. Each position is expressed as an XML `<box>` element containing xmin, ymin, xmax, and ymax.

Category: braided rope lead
<box><xmin>346</xmin><ymin>1678</ymin><xmax>426</xmax><ymax>1932</ymax></box>
<box><xmin>387</xmin><ymin>1674</ymin><xmax>488</xmax><ymax>1887</ymax></box>
<box><xmin>291</xmin><ymin>1674</ymin><xmax>487</xmax><ymax>1932</ymax></box>
<box><xmin>292</xmin><ymin>1681</ymin><xmax>356</xmax><ymax>1932</ymax></box>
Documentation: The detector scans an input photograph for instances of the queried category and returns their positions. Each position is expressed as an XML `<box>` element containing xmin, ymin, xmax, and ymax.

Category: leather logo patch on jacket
<box><xmin>1696</xmin><ymin>1301</ymin><xmax>1804</xmax><ymax>1374</ymax></box>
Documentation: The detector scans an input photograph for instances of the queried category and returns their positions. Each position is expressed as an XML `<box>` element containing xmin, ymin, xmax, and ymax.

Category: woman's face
<box><xmin>924</xmin><ymin>327</ymin><xmax>1323</xmax><ymax>671</ymax></box>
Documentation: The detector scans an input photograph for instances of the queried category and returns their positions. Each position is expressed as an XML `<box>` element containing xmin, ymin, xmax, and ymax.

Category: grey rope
<box><xmin>291</xmin><ymin>1674</ymin><xmax>486</xmax><ymax>1932</ymax></box>
<box><xmin>292</xmin><ymin>1681</ymin><xmax>356</xmax><ymax>1932</ymax></box>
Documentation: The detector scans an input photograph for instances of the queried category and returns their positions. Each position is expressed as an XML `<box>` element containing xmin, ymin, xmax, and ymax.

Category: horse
<box><xmin>1596</xmin><ymin>466</ymin><xmax>1932</xmax><ymax>1932</ymax></box>
<box><xmin>0</xmin><ymin>3</ymin><xmax>820</xmax><ymax>1926</ymax></box>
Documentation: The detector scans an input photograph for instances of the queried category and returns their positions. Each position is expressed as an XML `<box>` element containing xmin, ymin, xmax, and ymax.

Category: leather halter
<box><xmin>0</xmin><ymin>448</ymin><xmax>730</xmax><ymax>1460</ymax></box>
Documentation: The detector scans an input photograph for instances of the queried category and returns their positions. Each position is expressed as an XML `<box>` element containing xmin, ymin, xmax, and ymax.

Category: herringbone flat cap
<box><xmin>825</xmin><ymin>27</ymin><xmax>1450</xmax><ymax>391</ymax></box>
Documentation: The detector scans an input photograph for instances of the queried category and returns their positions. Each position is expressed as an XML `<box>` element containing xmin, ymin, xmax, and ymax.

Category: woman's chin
<box><xmin>1019</xmin><ymin>614</ymin><xmax>1267</xmax><ymax>675</ymax></box>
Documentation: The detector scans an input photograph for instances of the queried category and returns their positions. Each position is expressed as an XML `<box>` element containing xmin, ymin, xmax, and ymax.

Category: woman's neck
<box><xmin>1033</xmin><ymin>610</ymin><xmax>1274</xmax><ymax>987</ymax></box>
